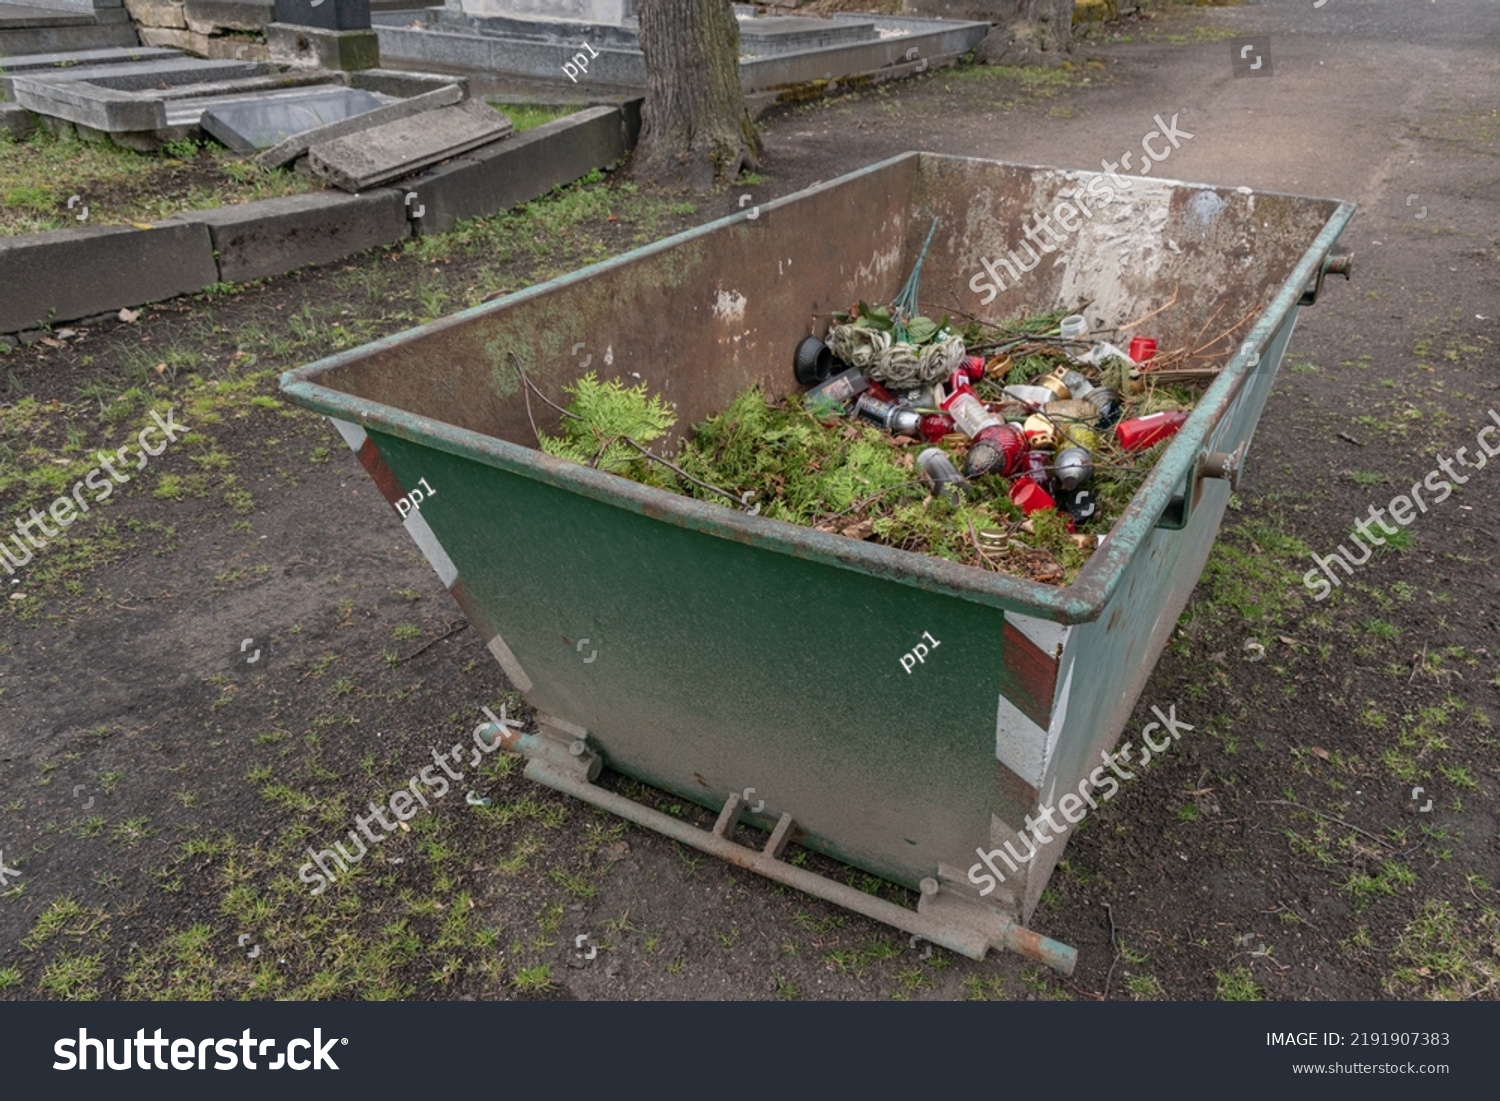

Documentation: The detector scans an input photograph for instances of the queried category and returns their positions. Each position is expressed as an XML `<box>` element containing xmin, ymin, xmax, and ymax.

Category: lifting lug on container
<box><xmin>1157</xmin><ymin>440</ymin><xmax>1249</xmax><ymax>531</ymax></box>
<box><xmin>1197</xmin><ymin>440</ymin><xmax>1247</xmax><ymax>493</ymax></box>
<box><xmin>1298</xmin><ymin>247</ymin><xmax>1353</xmax><ymax>306</ymax></box>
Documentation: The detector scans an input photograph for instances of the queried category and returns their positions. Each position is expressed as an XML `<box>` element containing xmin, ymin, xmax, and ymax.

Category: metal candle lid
<box><xmin>1036</xmin><ymin>372</ymin><xmax>1072</xmax><ymax>401</ymax></box>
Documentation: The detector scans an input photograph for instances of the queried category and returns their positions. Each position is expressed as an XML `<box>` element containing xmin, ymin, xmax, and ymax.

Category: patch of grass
<box><xmin>1378</xmin><ymin>527</ymin><xmax>1415</xmax><ymax>553</ymax></box>
<box><xmin>1388</xmin><ymin>900</ymin><xmax>1500</xmax><ymax>999</ymax></box>
<box><xmin>1195</xmin><ymin>515</ymin><xmax>1311</xmax><ymax>629</ymax></box>
<box><xmin>511</xmin><ymin>964</ymin><xmax>554</xmax><ymax>993</ymax></box>
<box><xmin>950</xmin><ymin>62</ymin><xmax>1075</xmax><ymax>86</ymax></box>
<box><xmin>821</xmin><ymin>936</ymin><xmax>900</xmax><ymax>977</ymax></box>
<box><xmin>0</xmin><ymin>129</ymin><xmax>316</xmax><ymax>236</ymax></box>
<box><xmin>38</xmin><ymin>952</ymin><xmax>105</xmax><ymax>999</ymax></box>
<box><xmin>110</xmin><ymin>816</ymin><xmax>157</xmax><ymax>845</ymax></box>
<box><xmin>1126</xmin><ymin>973</ymin><xmax>1164</xmax><ymax>999</ymax></box>
<box><xmin>961</xmin><ymin>974</ymin><xmax>1007</xmax><ymax>1000</ymax></box>
<box><xmin>23</xmin><ymin>896</ymin><xmax>108</xmax><ymax>949</ymax></box>
<box><xmin>1341</xmin><ymin>860</ymin><xmax>1417</xmax><ymax>909</ymax></box>
<box><xmin>1215</xmin><ymin>966</ymin><xmax>1264</xmax><ymax>1001</ymax></box>
<box><xmin>491</xmin><ymin>102</ymin><xmax>581</xmax><ymax>132</ymax></box>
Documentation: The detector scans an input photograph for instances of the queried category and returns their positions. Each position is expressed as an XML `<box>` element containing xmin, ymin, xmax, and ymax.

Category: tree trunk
<box><xmin>909</xmin><ymin>0</ymin><xmax>1074</xmax><ymax>64</ymax></box>
<box><xmin>1017</xmin><ymin>0</ymin><xmax>1074</xmax><ymax>55</ymax></box>
<box><xmin>635</xmin><ymin>0</ymin><xmax>760</xmax><ymax>191</ymax></box>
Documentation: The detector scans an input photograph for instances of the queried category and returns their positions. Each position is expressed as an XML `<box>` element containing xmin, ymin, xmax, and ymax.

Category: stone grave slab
<box><xmin>307</xmin><ymin>96</ymin><xmax>511</xmax><ymax>191</ymax></box>
<box><xmin>0</xmin><ymin>46</ymin><xmax>181</xmax><ymax>97</ymax></box>
<box><xmin>199</xmin><ymin>86</ymin><xmax>384</xmax><ymax>152</ymax></box>
<box><xmin>256</xmin><ymin>81</ymin><xmax>462</xmax><ymax>169</ymax></box>
<box><xmin>11</xmin><ymin>57</ymin><xmax>264</xmax><ymax>131</ymax></box>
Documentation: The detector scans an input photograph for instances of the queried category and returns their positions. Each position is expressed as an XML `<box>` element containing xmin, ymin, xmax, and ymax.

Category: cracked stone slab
<box><xmin>255</xmin><ymin>81</ymin><xmax>463</xmax><ymax>169</ymax></box>
<box><xmin>307</xmin><ymin>97</ymin><xmax>512</xmax><ymax>191</ymax></box>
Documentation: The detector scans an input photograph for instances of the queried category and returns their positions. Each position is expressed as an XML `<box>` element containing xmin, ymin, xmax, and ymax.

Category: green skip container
<box><xmin>281</xmin><ymin>152</ymin><xmax>1355</xmax><ymax>973</ymax></box>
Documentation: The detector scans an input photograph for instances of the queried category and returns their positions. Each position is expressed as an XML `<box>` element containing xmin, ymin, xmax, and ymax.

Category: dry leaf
<box><xmin>1279</xmin><ymin>635</ymin><xmax>1301</xmax><ymax>647</ymax></box>
<box><xmin>118</xmin><ymin>308</ymin><xmax>140</xmax><ymax>323</ymax></box>
<box><xmin>39</xmin><ymin>337</ymin><xmax>64</xmax><ymax>348</ymax></box>
<box><xmin>840</xmin><ymin>518</ymin><xmax>875</xmax><ymax>540</ymax></box>
<box><xmin>154</xmin><ymin>363</ymin><xmax>167</xmax><ymax>374</ymax></box>
<box><xmin>1309</xmin><ymin>747</ymin><xmax>1330</xmax><ymax>761</ymax></box>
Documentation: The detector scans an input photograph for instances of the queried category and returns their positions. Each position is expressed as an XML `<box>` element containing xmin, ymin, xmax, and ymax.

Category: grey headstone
<box><xmin>271</xmin><ymin>0</ymin><xmax>369</xmax><ymax>32</ymax></box>
<box><xmin>183</xmin><ymin>0</ymin><xmax>275</xmax><ymax>33</ymax></box>
<box><xmin>307</xmin><ymin>97</ymin><xmax>512</xmax><ymax>191</ymax></box>
<box><xmin>199</xmin><ymin>87</ymin><xmax>384</xmax><ymax>152</ymax></box>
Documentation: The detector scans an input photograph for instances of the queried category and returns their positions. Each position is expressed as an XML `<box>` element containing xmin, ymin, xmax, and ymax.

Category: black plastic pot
<box><xmin>793</xmin><ymin>335</ymin><xmax>834</xmax><ymax>386</ymax></box>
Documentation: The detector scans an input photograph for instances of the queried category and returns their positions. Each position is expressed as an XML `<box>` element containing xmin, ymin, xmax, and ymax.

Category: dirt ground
<box><xmin>1</xmin><ymin>0</ymin><xmax>1498</xmax><ymax>1002</ymax></box>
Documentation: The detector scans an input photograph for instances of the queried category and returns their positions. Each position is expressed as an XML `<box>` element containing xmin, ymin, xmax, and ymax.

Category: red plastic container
<box><xmin>1115</xmin><ymin>409</ymin><xmax>1189</xmax><ymax>451</ymax></box>
<box><xmin>1010</xmin><ymin>480</ymin><xmax>1077</xmax><ymax>532</ymax></box>
<box><xmin>1019</xmin><ymin>450</ymin><xmax>1051</xmax><ymax>489</ymax></box>
<box><xmin>918</xmin><ymin>414</ymin><xmax>955</xmax><ymax>442</ymax></box>
<box><xmin>1009</xmin><ymin>479</ymin><xmax>1057</xmax><ymax>515</ymax></box>
<box><xmin>1128</xmin><ymin>336</ymin><xmax>1158</xmax><ymax>364</ymax></box>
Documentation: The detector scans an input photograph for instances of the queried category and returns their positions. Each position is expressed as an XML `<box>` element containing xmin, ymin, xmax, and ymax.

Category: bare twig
<box><xmin>396</xmin><ymin>621</ymin><xmax>469</xmax><ymax>665</ymax></box>
<box><xmin>1185</xmin><ymin>299</ymin><xmax>1229</xmax><ymax>353</ymax></box>
<box><xmin>1102</xmin><ymin>901</ymin><xmax>1122</xmax><ymax>1000</ymax></box>
<box><xmin>615</xmin><ymin>437</ymin><xmax>742</xmax><ymax>504</ymax></box>
<box><xmin>1190</xmin><ymin>302</ymin><xmax>1261</xmax><ymax>357</ymax></box>
<box><xmin>1118</xmin><ymin>286</ymin><xmax>1181</xmax><ymax>334</ymax></box>
<box><xmin>817</xmin><ymin>481</ymin><xmax>923</xmax><ymax>524</ymax></box>
<box><xmin>509</xmin><ymin>350</ymin><xmax>580</xmax><ymax>423</ymax></box>
<box><xmin>1256</xmin><ymin>799</ymin><xmax>1394</xmax><ymax>848</ymax></box>
<box><xmin>510</xmin><ymin>351</ymin><xmax>542</xmax><ymax>444</ymax></box>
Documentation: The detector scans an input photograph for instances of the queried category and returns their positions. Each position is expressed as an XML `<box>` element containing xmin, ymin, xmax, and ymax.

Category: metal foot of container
<box><xmin>480</xmin><ymin>718</ymin><xmax>1079</xmax><ymax>975</ymax></box>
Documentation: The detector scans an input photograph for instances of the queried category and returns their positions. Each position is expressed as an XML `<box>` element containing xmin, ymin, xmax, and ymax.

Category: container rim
<box><xmin>280</xmin><ymin>152</ymin><xmax>1356</xmax><ymax>625</ymax></box>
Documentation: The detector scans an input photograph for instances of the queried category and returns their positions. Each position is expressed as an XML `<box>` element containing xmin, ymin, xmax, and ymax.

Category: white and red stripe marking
<box><xmin>995</xmin><ymin>610</ymin><xmax>1074</xmax><ymax>790</ymax></box>
<box><xmin>331</xmin><ymin>416</ymin><xmax>533</xmax><ymax>691</ymax></box>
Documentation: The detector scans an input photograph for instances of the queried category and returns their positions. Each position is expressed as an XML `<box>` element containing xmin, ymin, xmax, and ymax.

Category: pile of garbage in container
<box><xmin>531</xmin><ymin>229</ymin><xmax>1238</xmax><ymax>587</ymax></box>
